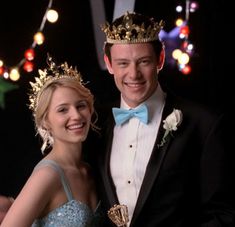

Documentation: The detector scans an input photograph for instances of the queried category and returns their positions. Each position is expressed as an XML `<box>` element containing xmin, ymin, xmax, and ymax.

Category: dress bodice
<box><xmin>31</xmin><ymin>159</ymin><xmax>101</xmax><ymax>227</ymax></box>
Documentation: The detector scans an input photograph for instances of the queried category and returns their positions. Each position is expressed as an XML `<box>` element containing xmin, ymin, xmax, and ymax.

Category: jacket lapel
<box><xmin>100</xmin><ymin>105</ymin><xmax>119</xmax><ymax>206</ymax></box>
<box><xmin>130</xmin><ymin>95</ymin><xmax>175</xmax><ymax>226</ymax></box>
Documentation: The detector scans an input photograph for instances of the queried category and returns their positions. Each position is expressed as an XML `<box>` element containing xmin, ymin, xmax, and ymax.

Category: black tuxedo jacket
<box><xmin>89</xmin><ymin>91</ymin><xmax>235</xmax><ymax>227</ymax></box>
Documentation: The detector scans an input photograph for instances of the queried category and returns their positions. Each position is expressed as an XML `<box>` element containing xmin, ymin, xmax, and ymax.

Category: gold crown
<box><xmin>29</xmin><ymin>55</ymin><xmax>84</xmax><ymax>112</ymax></box>
<box><xmin>101</xmin><ymin>11</ymin><xmax>165</xmax><ymax>44</ymax></box>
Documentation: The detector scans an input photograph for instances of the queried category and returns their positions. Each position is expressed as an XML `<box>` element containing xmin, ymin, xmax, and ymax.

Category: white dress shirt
<box><xmin>110</xmin><ymin>85</ymin><xmax>166</xmax><ymax>225</ymax></box>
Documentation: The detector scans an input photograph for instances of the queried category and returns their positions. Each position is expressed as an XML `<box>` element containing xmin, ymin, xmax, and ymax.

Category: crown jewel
<box><xmin>101</xmin><ymin>11</ymin><xmax>164</xmax><ymax>44</ymax></box>
<box><xmin>29</xmin><ymin>55</ymin><xmax>84</xmax><ymax>112</ymax></box>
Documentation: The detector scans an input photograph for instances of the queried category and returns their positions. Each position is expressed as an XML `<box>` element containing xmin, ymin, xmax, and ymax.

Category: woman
<box><xmin>1</xmin><ymin>56</ymin><xmax>101</xmax><ymax>227</ymax></box>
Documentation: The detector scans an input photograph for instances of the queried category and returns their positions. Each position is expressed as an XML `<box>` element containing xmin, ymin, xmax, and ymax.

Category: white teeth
<box><xmin>68</xmin><ymin>123</ymin><xmax>83</xmax><ymax>129</ymax></box>
<box><xmin>126</xmin><ymin>83</ymin><xmax>141</xmax><ymax>87</ymax></box>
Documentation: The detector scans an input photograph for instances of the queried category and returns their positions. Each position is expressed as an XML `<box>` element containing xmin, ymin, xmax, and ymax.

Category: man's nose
<box><xmin>129</xmin><ymin>63</ymin><xmax>141</xmax><ymax>79</ymax></box>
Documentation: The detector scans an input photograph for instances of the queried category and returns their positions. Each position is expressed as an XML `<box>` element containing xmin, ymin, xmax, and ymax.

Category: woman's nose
<box><xmin>70</xmin><ymin>107</ymin><xmax>82</xmax><ymax>119</ymax></box>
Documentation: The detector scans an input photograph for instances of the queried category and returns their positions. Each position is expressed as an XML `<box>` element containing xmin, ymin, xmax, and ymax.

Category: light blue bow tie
<box><xmin>112</xmin><ymin>104</ymin><xmax>148</xmax><ymax>126</ymax></box>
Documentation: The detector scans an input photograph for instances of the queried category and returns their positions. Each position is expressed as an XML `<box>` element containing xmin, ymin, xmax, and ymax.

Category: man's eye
<box><xmin>118</xmin><ymin>62</ymin><xmax>127</xmax><ymax>67</ymax></box>
<box><xmin>140</xmin><ymin>59</ymin><xmax>150</xmax><ymax>65</ymax></box>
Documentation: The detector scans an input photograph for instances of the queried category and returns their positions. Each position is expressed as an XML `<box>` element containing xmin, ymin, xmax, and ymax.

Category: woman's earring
<box><xmin>38</xmin><ymin>127</ymin><xmax>53</xmax><ymax>154</ymax></box>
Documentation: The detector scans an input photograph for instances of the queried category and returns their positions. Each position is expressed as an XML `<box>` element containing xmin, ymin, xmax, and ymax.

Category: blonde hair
<box><xmin>34</xmin><ymin>77</ymin><xmax>97</xmax><ymax>154</ymax></box>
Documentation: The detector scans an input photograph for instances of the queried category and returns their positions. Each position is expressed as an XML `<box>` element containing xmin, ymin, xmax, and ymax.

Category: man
<box><xmin>95</xmin><ymin>11</ymin><xmax>235</xmax><ymax>227</ymax></box>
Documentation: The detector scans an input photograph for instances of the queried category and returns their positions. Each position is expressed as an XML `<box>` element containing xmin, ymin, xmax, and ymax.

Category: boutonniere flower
<box><xmin>158</xmin><ymin>108</ymin><xmax>183</xmax><ymax>147</ymax></box>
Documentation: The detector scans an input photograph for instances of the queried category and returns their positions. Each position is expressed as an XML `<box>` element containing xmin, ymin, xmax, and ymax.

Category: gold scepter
<box><xmin>107</xmin><ymin>204</ymin><xmax>129</xmax><ymax>227</ymax></box>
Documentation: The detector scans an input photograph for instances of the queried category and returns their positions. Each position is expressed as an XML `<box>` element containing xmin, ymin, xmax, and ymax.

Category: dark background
<box><xmin>0</xmin><ymin>0</ymin><xmax>234</xmax><ymax>197</ymax></box>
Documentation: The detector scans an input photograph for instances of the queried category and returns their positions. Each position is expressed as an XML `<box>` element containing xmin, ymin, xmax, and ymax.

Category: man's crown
<box><xmin>28</xmin><ymin>55</ymin><xmax>84</xmax><ymax>112</ymax></box>
<box><xmin>101</xmin><ymin>11</ymin><xmax>165</xmax><ymax>44</ymax></box>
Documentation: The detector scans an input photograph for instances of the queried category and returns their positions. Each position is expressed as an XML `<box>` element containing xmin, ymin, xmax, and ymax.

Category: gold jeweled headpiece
<box><xmin>101</xmin><ymin>11</ymin><xmax>165</xmax><ymax>44</ymax></box>
<box><xmin>28</xmin><ymin>55</ymin><xmax>84</xmax><ymax>113</ymax></box>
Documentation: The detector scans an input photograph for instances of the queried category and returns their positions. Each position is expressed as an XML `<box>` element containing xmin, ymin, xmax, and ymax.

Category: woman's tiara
<box><xmin>28</xmin><ymin>55</ymin><xmax>84</xmax><ymax>112</ymax></box>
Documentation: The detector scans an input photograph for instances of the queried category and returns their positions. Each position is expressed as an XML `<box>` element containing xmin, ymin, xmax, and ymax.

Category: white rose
<box><xmin>158</xmin><ymin>109</ymin><xmax>183</xmax><ymax>147</ymax></box>
<box><xmin>163</xmin><ymin>109</ymin><xmax>183</xmax><ymax>131</ymax></box>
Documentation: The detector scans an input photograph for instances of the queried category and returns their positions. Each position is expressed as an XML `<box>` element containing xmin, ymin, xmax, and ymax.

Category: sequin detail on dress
<box><xmin>32</xmin><ymin>200</ymin><xmax>94</xmax><ymax>227</ymax></box>
<box><xmin>31</xmin><ymin>159</ymin><xmax>100</xmax><ymax>227</ymax></box>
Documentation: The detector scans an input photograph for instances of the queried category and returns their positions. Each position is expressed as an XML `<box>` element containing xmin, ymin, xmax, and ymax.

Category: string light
<box><xmin>173</xmin><ymin>0</ymin><xmax>199</xmax><ymax>75</ymax></box>
<box><xmin>0</xmin><ymin>0</ymin><xmax>59</xmax><ymax>81</ymax></box>
<box><xmin>46</xmin><ymin>9</ymin><xmax>59</xmax><ymax>23</ymax></box>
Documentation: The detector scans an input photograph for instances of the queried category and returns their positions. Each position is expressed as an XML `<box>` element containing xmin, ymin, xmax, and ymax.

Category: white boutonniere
<box><xmin>158</xmin><ymin>109</ymin><xmax>183</xmax><ymax>147</ymax></box>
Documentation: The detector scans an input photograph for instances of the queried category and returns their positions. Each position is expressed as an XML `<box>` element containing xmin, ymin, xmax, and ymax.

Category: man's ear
<box><xmin>157</xmin><ymin>49</ymin><xmax>165</xmax><ymax>71</ymax></box>
<box><xmin>104</xmin><ymin>55</ymin><xmax>114</xmax><ymax>74</ymax></box>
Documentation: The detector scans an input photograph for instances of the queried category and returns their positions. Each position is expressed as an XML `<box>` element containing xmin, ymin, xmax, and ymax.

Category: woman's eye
<box><xmin>58</xmin><ymin>107</ymin><xmax>67</xmax><ymax>113</ymax></box>
<box><xmin>77</xmin><ymin>101</ymin><xmax>88</xmax><ymax>110</ymax></box>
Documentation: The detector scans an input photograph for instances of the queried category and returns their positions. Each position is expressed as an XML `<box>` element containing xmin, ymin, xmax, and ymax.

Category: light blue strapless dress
<box><xmin>31</xmin><ymin>159</ymin><xmax>101</xmax><ymax>227</ymax></box>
